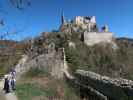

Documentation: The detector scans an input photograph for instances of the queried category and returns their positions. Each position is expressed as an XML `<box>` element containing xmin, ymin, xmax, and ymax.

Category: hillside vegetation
<box><xmin>0</xmin><ymin>40</ymin><xmax>30</xmax><ymax>75</ymax></box>
<box><xmin>48</xmin><ymin>32</ymin><xmax>133</xmax><ymax>80</ymax></box>
<box><xmin>68</xmin><ymin>34</ymin><xmax>133</xmax><ymax>79</ymax></box>
<box><xmin>1</xmin><ymin>32</ymin><xmax>133</xmax><ymax>100</ymax></box>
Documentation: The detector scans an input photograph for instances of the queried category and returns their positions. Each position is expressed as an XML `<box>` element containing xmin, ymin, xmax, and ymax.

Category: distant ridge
<box><xmin>0</xmin><ymin>40</ymin><xmax>18</xmax><ymax>48</ymax></box>
<box><xmin>117</xmin><ymin>37</ymin><xmax>133</xmax><ymax>42</ymax></box>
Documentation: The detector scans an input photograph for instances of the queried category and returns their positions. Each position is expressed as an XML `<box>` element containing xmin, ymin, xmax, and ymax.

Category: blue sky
<box><xmin>0</xmin><ymin>0</ymin><xmax>133</xmax><ymax>40</ymax></box>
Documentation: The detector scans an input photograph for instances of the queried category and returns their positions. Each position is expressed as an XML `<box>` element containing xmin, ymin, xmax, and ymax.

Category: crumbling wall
<box><xmin>22</xmin><ymin>48</ymin><xmax>65</xmax><ymax>79</ymax></box>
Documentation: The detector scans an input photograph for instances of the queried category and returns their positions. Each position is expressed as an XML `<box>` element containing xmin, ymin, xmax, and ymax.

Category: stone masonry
<box><xmin>84</xmin><ymin>32</ymin><xmax>114</xmax><ymax>46</ymax></box>
<box><xmin>60</xmin><ymin>13</ymin><xmax>115</xmax><ymax>46</ymax></box>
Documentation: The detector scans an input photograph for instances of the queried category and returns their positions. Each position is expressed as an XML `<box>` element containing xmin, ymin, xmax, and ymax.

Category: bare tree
<box><xmin>9</xmin><ymin>0</ymin><xmax>31</xmax><ymax>10</ymax></box>
<box><xmin>0</xmin><ymin>0</ymin><xmax>31</xmax><ymax>40</ymax></box>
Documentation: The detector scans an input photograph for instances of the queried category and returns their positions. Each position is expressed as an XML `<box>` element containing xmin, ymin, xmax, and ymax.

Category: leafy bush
<box><xmin>48</xmin><ymin>32</ymin><xmax>70</xmax><ymax>49</ymax></box>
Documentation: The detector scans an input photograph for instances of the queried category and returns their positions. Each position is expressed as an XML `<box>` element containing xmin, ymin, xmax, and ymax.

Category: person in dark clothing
<box><xmin>3</xmin><ymin>78</ymin><xmax>6</xmax><ymax>91</ymax></box>
<box><xmin>3</xmin><ymin>77</ymin><xmax>10</xmax><ymax>93</ymax></box>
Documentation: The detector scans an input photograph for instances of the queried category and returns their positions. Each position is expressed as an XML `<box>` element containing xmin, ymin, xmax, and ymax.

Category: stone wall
<box><xmin>15</xmin><ymin>48</ymin><xmax>66</xmax><ymax>79</ymax></box>
<box><xmin>84</xmin><ymin>32</ymin><xmax>114</xmax><ymax>46</ymax></box>
<box><xmin>75</xmin><ymin>70</ymin><xmax>133</xmax><ymax>100</ymax></box>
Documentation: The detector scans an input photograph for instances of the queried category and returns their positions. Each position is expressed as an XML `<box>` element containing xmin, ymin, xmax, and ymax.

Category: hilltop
<box><xmin>0</xmin><ymin>16</ymin><xmax>133</xmax><ymax>100</ymax></box>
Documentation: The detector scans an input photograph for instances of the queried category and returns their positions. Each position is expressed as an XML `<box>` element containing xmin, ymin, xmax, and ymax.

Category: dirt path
<box><xmin>0</xmin><ymin>55</ymin><xmax>28</xmax><ymax>100</ymax></box>
<box><xmin>0</xmin><ymin>79</ymin><xmax>17</xmax><ymax>100</ymax></box>
<box><xmin>0</xmin><ymin>80</ymin><xmax>5</xmax><ymax>100</ymax></box>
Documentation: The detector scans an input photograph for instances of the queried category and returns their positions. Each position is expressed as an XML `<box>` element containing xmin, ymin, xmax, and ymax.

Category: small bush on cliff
<box><xmin>48</xmin><ymin>32</ymin><xmax>70</xmax><ymax>49</ymax></box>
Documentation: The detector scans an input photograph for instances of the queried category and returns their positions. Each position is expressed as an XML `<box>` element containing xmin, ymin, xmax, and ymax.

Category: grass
<box><xmin>15</xmin><ymin>83</ymin><xmax>46</xmax><ymax>100</ymax></box>
<box><xmin>16</xmin><ymin>67</ymin><xmax>80</xmax><ymax>100</ymax></box>
<box><xmin>16</xmin><ymin>81</ymin><xmax>80</xmax><ymax>100</ymax></box>
<box><xmin>24</xmin><ymin>67</ymin><xmax>49</xmax><ymax>78</ymax></box>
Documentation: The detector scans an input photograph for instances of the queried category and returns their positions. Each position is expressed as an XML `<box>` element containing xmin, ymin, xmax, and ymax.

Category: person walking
<box><xmin>10</xmin><ymin>68</ymin><xmax>16</xmax><ymax>91</ymax></box>
<box><xmin>3</xmin><ymin>75</ymin><xmax>7</xmax><ymax>91</ymax></box>
<box><xmin>8</xmin><ymin>74</ymin><xmax>12</xmax><ymax>92</ymax></box>
<box><xmin>3</xmin><ymin>75</ymin><xmax>10</xmax><ymax>93</ymax></box>
<box><xmin>10</xmin><ymin>68</ymin><xmax>16</xmax><ymax>78</ymax></box>
<box><xmin>11</xmin><ymin>76</ymin><xmax>16</xmax><ymax>90</ymax></box>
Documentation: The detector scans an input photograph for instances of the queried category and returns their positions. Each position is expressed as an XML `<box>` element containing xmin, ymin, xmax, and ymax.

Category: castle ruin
<box><xmin>60</xmin><ymin>12</ymin><xmax>115</xmax><ymax>46</ymax></box>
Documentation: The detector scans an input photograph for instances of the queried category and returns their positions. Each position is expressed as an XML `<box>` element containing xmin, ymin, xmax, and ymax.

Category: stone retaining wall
<box><xmin>75</xmin><ymin>70</ymin><xmax>133</xmax><ymax>100</ymax></box>
<box><xmin>84</xmin><ymin>32</ymin><xmax>114</xmax><ymax>46</ymax></box>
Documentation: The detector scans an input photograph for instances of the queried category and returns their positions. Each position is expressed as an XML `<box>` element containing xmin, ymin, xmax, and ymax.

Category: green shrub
<box><xmin>24</xmin><ymin>67</ymin><xmax>49</xmax><ymax>78</ymax></box>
